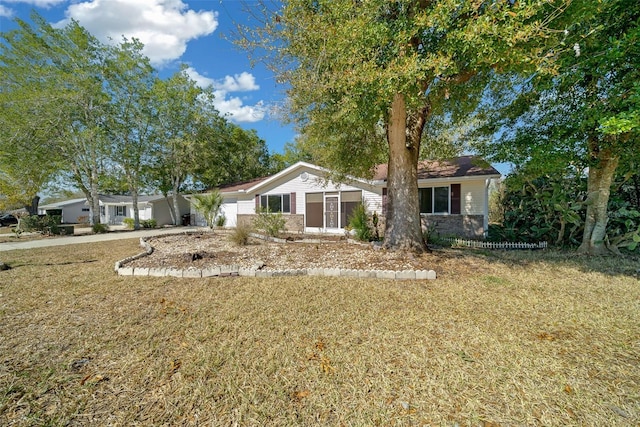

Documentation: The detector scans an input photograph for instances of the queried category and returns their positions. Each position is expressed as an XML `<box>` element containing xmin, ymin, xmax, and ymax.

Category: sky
<box><xmin>0</xmin><ymin>0</ymin><xmax>296</xmax><ymax>155</ymax></box>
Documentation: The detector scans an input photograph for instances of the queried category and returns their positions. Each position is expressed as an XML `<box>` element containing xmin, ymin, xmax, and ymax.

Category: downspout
<box><xmin>484</xmin><ymin>179</ymin><xmax>491</xmax><ymax>239</ymax></box>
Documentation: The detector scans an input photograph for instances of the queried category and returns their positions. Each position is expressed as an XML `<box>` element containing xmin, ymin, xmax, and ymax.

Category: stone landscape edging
<box><xmin>114</xmin><ymin>231</ymin><xmax>437</xmax><ymax>280</ymax></box>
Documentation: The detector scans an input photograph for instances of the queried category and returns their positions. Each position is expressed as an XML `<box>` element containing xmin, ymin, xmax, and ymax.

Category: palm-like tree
<box><xmin>192</xmin><ymin>190</ymin><xmax>223</xmax><ymax>230</ymax></box>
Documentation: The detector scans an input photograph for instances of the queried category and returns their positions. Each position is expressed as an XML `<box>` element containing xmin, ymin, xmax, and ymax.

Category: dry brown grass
<box><xmin>1</xmin><ymin>239</ymin><xmax>639</xmax><ymax>426</ymax></box>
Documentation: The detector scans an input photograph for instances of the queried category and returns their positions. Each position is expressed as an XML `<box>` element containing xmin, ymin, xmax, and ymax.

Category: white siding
<box><xmin>220</xmin><ymin>199</ymin><xmax>238</xmax><ymax>227</ymax></box>
<box><xmin>237</xmin><ymin>197</ymin><xmax>256</xmax><ymax>215</ymax></box>
<box><xmin>254</xmin><ymin>170</ymin><xmax>379</xmax><ymax>217</ymax></box>
<box><xmin>462</xmin><ymin>181</ymin><xmax>486</xmax><ymax>215</ymax></box>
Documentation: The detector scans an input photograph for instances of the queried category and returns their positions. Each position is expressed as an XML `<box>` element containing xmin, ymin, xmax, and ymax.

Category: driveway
<box><xmin>0</xmin><ymin>227</ymin><xmax>202</xmax><ymax>252</ymax></box>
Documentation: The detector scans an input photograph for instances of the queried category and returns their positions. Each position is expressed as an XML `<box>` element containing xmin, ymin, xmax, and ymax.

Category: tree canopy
<box><xmin>0</xmin><ymin>12</ymin><xmax>273</xmax><ymax>222</ymax></box>
<box><xmin>475</xmin><ymin>0</ymin><xmax>640</xmax><ymax>254</ymax></box>
<box><xmin>239</xmin><ymin>0</ymin><xmax>568</xmax><ymax>250</ymax></box>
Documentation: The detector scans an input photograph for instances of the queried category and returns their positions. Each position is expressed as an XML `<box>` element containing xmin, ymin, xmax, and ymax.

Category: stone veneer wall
<box><xmin>237</xmin><ymin>214</ymin><xmax>304</xmax><ymax>233</ymax></box>
<box><xmin>375</xmin><ymin>214</ymin><xmax>484</xmax><ymax>239</ymax></box>
<box><xmin>420</xmin><ymin>214</ymin><xmax>485</xmax><ymax>239</ymax></box>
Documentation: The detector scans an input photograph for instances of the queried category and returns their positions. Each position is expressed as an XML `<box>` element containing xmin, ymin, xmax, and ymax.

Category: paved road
<box><xmin>0</xmin><ymin>227</ymin><xmax>202</xmax><ymax>252</ymax></box>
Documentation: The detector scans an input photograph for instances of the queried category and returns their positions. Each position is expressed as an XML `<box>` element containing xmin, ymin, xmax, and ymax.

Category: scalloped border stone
<box><xmin>114</xmin><ymin>232</ymin><xmax>437</xmax><ymax>280</ymax></box>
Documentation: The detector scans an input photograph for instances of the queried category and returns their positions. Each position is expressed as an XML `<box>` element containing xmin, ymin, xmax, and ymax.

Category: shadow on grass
<box><xmin>440</xmin><ymin>246</ymin><xmax>640</xmax><ymax>279</ymax></box>
<box><xmin>3</xmin><ymin>259</ymin><xmax>99</xmax><ymax>269</ymax></box>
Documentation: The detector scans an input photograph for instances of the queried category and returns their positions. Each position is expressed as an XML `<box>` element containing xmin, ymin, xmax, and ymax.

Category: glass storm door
<box><xmin>324</xmin><ymin>196</ymin><xmax>339</xmax><ymax>228</ymax></box>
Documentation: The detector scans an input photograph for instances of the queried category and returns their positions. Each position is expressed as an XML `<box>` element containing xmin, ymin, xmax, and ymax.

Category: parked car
<box><xmin>0</xmin><ymin>214</ymin><xmax>18</xmax><ymax>226</ymax></box>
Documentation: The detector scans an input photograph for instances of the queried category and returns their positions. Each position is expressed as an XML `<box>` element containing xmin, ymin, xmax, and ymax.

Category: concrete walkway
<box><xmin>0</xmin><ymin>226</ymin><xmax>202</xmax><ymax>252</ymax></box>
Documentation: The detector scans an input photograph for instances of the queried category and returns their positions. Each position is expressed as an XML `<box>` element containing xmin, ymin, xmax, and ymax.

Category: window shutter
<box><xmin>450</xmin><ymin>184</ymin><xmax>461</xmax><ymax>214</ymax></box>
<box><xmin>382</xmin><ymin>188</ymin><xmax>388</xmax><ymax>215</ymax></box>
<box><xmin>290</xmin><ymin>192</ymin><xmax>296</xmax><ymax>214</ymax></box>
<box><xmin>255</xmin><ymin>194</ymin><xmax>259</xmax><ymax>212</ymax></box>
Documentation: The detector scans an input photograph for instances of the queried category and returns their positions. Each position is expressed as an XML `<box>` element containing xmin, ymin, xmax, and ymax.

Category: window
<box><xmin>115</xmin><ymin>205</ymin><xmax>126</xmax><ymax>216</ymax></box>
<box><xmin>260</xmin><ymin>194</ymin><xmax>290</xmax><ymax>213</ymax></box>
<box><xmin>81</xmin><ymin>208</ymin><xmax>90</xmax><ymax>212</ymax></box>
<box><xmin>419</xmin><ymin>187</ymin><xmax>449</xmax><ymax>214</ymax></box>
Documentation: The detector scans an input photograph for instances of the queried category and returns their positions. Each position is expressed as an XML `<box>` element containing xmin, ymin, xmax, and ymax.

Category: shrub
<box><xmin>215</xmin><ymin>215</ymin><xmax>227</xmax><ymax>228</ymax></box>
<box><xmin>141</xmin><ymin>219</ymin><xmax>157</xmax><ymax>229</ymax></box>
<box><xmin>92</xmin><ymin>223</ymin><xmax>109</xmax><ymax>233</ymax></box>
<box><xmin>123</xmin><ymin>217</ymin><xmax>135</xmax><ymax>229</ymax></box>
<box><xmin>253</xmin><ymin>208</ymin><xmax>286</xmax><ymax>237</ymax></box>
<box><xmin>348</xmin><ymin>203</ymin><xmax>371</xmax><ymax>242</ymax></box>
<box><xmin>230</xmin><ymin>223</ymin><xmax>252</xmax><ymax>246</ymax></box>
<box><xmin>20</xmin><ymin>215</ymin><xmax>61</xmax><ymax>234</ymax></box>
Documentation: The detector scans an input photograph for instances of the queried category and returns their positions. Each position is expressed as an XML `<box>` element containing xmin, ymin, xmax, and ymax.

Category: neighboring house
<box><xmin>189</xmin><ymin>156</ymin><xmax>500</xmax><ymax>238</ymax></box>
<box><xmin>98</xmin><ymin>194</ymin><xmax>190</xmax><ymax>226</ymax></box>
<box><xmin>38</xmin><ymin>198</ymin><xmax>90</xmax><ymax>224</ymax></box>
<box><xmin>39</xmin><ymin>194</ymin><xmax>190</xmax><ymax>226</ymax></box>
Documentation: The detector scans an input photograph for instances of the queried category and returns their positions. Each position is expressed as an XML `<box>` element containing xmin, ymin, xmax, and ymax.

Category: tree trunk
<box><xmin>25</xmin><ymin>195</ymin><xmax>40</xmax><ymax>216</ymax></box>
<box><xmin>577</xmin><ymin>148</ymin><xmax>619</xmax><ymax>255</ymax></box>
<box><xmin>382</xmin><ymin>93</ymin><xmax>427</xmax><ymax>252</ymax></box>
<box><xmin>171</xmin><ymin>177</ymin><xmax>181</xmax><ymax>226</ymax></box>
<box><xmin>90</xmin><ymin>169</ymin><xmax>101</xmax><ymax>226</ymax></box>
<box><xmin>131</xmin><ymin>186</ymin><xmax>140</xmax><ymax>230</ymax></box>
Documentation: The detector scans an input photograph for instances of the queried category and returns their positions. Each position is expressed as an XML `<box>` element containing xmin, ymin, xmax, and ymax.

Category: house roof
<box><xmin>372</xmin><ymin>155</ymin><xmax>500</xmax><ymax>181</ymax></box>
<box><xmin>98</xmin><ymin>194</ymin><xmax>168</xmax><ymax>204</ymax></box>
<box><xmin>217</xmin><ymin>176</ymin><xmax>272</xmax><ymax>193</ymax></box>
<box><xmin>39</xmin><ymin>197</ymin><xmax>87</xmax><ymax>209</ymax></box>
<box><xmin>209</xmin><ymin>156</ymin><xmax>499</xmax><ymax>196</ymax></box>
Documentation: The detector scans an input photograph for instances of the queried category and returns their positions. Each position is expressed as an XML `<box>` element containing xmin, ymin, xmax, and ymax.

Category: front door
<box><xmin>324</xmin><ymin>195</ymin><xmax>339</xmax><ymax>228</ymax></box>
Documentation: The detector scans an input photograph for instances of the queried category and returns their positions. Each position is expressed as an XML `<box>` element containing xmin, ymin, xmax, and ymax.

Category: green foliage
<box><xmin>490</xmin><ymin>173</ymin><xmax>586</xmax><ymax>245</ymax></box>
<box><xmin>122</xmin><ymin>217</ymin><xmax>135</xmax><ymax>230</ymax></box>
<box><xmin>215</xmin><ymin>215</ymin><xmax>227</xmax><ymax>228</ymax></box>
<box><xmin>230</xmin><ymin>223</ymin><xmax>252</xmax><ymax>246</ymax></box>
<box><xmin>92</xmin><ymin>223</ymin><xmax>109</xmax><ymax>234</ymax></box>
<box><xmin>20</xmin><ymin>215</ymin><xmax>61</xmax><ymax>234</ymax></box>
<box><xmin>253</xmin><ymin>208</ymin><xmax>286</xmax><ymax>238</ymax></box>
<box><xmin>141</xmin><ymin>219</ymin><xmax>157</xmax><ymax>229</ymax></box>
<box><xmin>475</xmin><ymin>0</ymin><xmax>640</xmax><ymax>254</ymax></box>
<box><xmin>348</xmin><ymin>203</ymin><xmax>372</xmax><ymax>242</ymax></box>
<box><xmin>193</xmin><ymin>191</ymin><xmax>224</xmax><ymax>230</ymax></box>
<box><xmin>492</xmin><ymin>169</ymin><xmax>640</xmax><ymax>252</ymax></box>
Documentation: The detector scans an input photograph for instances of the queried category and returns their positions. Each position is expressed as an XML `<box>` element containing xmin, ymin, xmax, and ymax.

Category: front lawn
<box><xmin>0</xmin><ymin>240</ymin><xmax>638</xmax><ymax>425</ymax></box>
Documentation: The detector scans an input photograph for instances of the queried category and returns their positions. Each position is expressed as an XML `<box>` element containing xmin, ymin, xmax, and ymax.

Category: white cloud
<box><xmin>0</xmin><ymin>5</ymin><xmax>14</xmax><ymax>17</ymax></box>
<box><xmin>216</xmin><ymin>72</ymin><xmax>260</xmax><ymax>92</ymax></box>
<box><xmin>55</xmin><ymin>0</ymin><xmax>218</xmax><ymax>66</ymax></box>
<box><xmin>185</xmin><ymin>67</ymin><xmax>266</xmax><ymax>123</ymax></box>
<box><xmin>184</xmin><ymin>66</ymin><xmax>215</xmax><ymax>88</ymax></box>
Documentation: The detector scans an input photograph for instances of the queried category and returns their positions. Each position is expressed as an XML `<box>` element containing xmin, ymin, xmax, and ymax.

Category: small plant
<box><xmin>348</xmin><ymin>203</ymin><xmax>371</xmax><ymax>242</ymax></box>
<box><xmin>11</xmin><ymin>227</ymin><xmax>22</xmax><ymax>239</ymax></box>
<box><xmin>92</xmin><ymin>223</ymin><xmax>109</xmax><ymax>233</ymax></box>
<box><xmin>253</xmin><ymin>207</ymin><xmax>286</xmax><ymax>237</ymax></box>
<box><xmin>371</xmin><ymin>211</ymin><xmax>380</xmax><ymax>241</ymax></box>
<box><xmin>193</xmin><ymin>191</ymin><xmax>224</xmax><ymax>230</ymax></box>
<box><xmin>141</xmin><ymin>219</ymin><xmax>157</xmax><ymax>229</ymax></box>
<box><xmin>215</xmin><ymin>214</ymin><xmax>227</xmax><ymax>228</ymax></box>
<box><xmin>230</xmin><ymin>223</ymin><xmax>252</xmax><ymax>246</ymax></box>
<box><xmin>123</xmin><ymin>217</ymin><xmax>135</xmax><ymax>229</ymax></box>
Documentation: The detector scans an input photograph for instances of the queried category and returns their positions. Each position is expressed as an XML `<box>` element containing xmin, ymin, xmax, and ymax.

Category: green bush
<box><xmin>253</xmin><ymin>208</ymin><xmax>286</xmax><ymax>237</ymax></box>
<box><xmin>348</xmin><ymin>203</ymin><xmax>371</xmax><ymax>242</ymax></box>
<box><xmin>20</xmin><ymin>215</ymin><xmax>61</xmax><ymax>234</ymax></box>
<box><xmin>215</xmin><ymin>215</ymin><xmax>227</xmax><ymax>228</ymax></box>
<box><xmin>141</xmin><ymin>219</ymin><xmax>157</xmax><ymax>229</ymax></box>
<box><xmin>92</xmin><ymin>223</ymin><xmax>109</xmax><ymax>233</ymax></box>
<box><xmin>230</xmin><ymin>222</ymin><xmax>252</xmax><ymax>246</ymax></box>
<box><xmin>122</xmin><ymin>217</ymin><xmax>135</xmax><ymax>229</ymax></box>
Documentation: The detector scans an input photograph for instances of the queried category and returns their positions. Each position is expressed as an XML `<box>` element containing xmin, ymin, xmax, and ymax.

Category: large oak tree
<box><xmin>240</xmin><ymin>0</ymin><xmax>566</xmax><ymax>251</ymax></box>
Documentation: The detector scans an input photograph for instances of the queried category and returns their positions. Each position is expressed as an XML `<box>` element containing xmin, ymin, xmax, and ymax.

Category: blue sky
<box><xmin>0</xmin><ymin>0</ymin><xmax>296</xmax><ymax>155</ymax></box>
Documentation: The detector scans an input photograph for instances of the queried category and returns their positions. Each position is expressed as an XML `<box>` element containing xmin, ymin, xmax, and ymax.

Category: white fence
<box><xmin>443</xmin><ymin>238</ymin><xmax>548</xmax><ymax>250</ymax></box>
